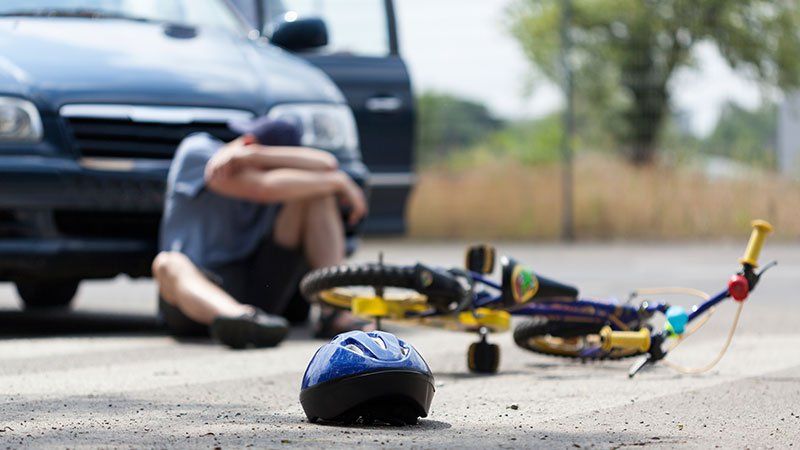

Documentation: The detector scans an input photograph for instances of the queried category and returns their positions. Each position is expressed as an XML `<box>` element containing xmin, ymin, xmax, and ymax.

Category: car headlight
<box><xmin>0</xmin><ymin>97</ymin><xmax>43</xmax><ymax>143</ymax></box>
<box><xmin>267</xmin><ymin>103</ymin><xmax>360</xmax><ymax>157</ymax></box>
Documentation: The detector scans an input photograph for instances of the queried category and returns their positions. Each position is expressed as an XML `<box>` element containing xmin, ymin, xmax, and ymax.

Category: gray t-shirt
<box><xmin>160</xmin><ymin>133</ymin><xmax>277</xmax><ymax>269</ymax></box>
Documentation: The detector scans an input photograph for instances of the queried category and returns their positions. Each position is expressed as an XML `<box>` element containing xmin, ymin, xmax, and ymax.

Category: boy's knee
<box><xmin>152</xmin><ymin>252</ymin><xmax>194</xmax><ymax>305</ymax></box>
<box><xmin>273</xmin><ymin>200</ymin><xmax>310</xmax><ymax>249</ymax></box>
<box><xmin>152</xmin><ymin>252</ymin><xmax>191</xmax><ymax>283</ymax></box>
<box><xmin>307</xmin><ymin>194</ymin><xmax>338</xmax><ymax>215</ymax></box>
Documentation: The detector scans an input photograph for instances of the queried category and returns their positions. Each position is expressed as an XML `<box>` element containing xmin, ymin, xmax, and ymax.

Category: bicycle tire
<box><xmin>300</xmin><ymin>263</ymin><xmax>467</xmax><ymax>311</ymax></box>
<box><xmin>301</xmin><ymin>264</ymin><xmax>416</xmax><ymax>299</ymax></box>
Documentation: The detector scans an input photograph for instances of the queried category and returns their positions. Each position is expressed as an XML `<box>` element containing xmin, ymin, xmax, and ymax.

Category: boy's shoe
<box><xmin>211</xmin><ymin>309</ymin><xmax>290</xmax><ymax>349</ymax></box>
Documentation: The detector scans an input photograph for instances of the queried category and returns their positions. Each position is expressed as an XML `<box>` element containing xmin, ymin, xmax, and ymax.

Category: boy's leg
<box><xmin>303</xmin><ymin>195</ymin><xmax>345</xmax><ymax>268</ymax></box>
<box><xmin>154</xmin><ymin>251</ymin><xmax>290</xmax><ymax>348</ymax></box>
<box><xmin>272</xmin><ymin>194</ymin><xmax>344</xmax><ymax>270</ymax></box>
<box><xmin>153</xmin><ymin>198</ymin><xmax>330</xmax><ymax>328</ymax></box>
<box><xmin>270</xmin><ymin>194</ymin><xmax>370</xmax><ymax>337</ymax></box>
<box><xmin>272</xmin><ymin>200</ymin><xmax>308</xmax><ymax>250</ymax></box>
<box><xmin>152</xmin><ymin>252</ymin><xmax>253</xmax><ymax>325</ymax></box>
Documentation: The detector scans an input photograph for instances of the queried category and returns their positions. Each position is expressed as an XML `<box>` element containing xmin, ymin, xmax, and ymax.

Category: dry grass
<box><xmin>408</xmin><ymin>153</ymin><xmax>800</xmax><ymax>240</ymax></box>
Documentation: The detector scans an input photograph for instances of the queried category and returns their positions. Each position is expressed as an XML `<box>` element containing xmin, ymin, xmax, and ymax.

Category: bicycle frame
<box><xmin>466</xmin><ymin>272</ymin><xmax>662</xmax><ymax>330</ymax></box>
<box><xmin>465</xmin><ymin>217</ymin><xmax>773</xmax><ymax>343</ymax></box>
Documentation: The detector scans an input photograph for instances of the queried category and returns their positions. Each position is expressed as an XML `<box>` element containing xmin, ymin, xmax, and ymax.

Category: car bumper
<box><xmin>0</xmin><ymin>156</ymin><xmax>167</xmax><ymax>211</ymax></box>
<box><xmin>0</xmin><ymin>238</ymin><xmax>156</xmax><ymax>281</ymax></box>
<box><xmin>0</xmin><ymin>155</ymin><xmax>366</xmax><ymax>281</ymax></box>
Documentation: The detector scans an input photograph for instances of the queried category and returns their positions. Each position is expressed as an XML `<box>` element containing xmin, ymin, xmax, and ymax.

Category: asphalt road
<box><xmin>1</xmin><ymin>240</ymin><xmax>799</xmax><ymax>449</ymax></box>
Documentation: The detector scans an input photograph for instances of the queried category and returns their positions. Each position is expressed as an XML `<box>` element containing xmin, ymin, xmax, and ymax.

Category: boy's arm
<box><xmin>207</xmin><ymin>166</ymin><xmax>367</xmax><ymax>226</ymax></box>
<box><xmin>205</xmin><ymin>140</ymin><xmax>338</xmax><ymax>183</ymax></box>
<box><xmin>238</xmin><ymin>146</ymin><xmax>340</xmax><ymax>172</ymax></box>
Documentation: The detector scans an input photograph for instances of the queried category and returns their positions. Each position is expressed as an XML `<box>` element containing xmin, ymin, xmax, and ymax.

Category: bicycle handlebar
<box><xmin>601</xmin><ymin>221</ymin><xmax>774</xmax><ymax>374</ymax></box>
<box><xmin>739</xmin><ymin>220</ymin><xmax>773</xmax><ymax>268</ymax></box>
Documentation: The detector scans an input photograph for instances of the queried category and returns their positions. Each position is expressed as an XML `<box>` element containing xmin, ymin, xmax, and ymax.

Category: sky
<box><xmin>393</xmin><ymin>0</ymin><xmax>768</xmax><ymax>136</ymax></box>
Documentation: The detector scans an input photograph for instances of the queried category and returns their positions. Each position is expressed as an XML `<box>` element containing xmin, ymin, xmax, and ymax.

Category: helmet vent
<box><xmin>371</xmin><ymin>337</ymin><xmax>387</xmax><ymax>350</ymax></box>
<box><xmin>344</xmin><ymin>344</ymin><xmax>365</xmax><ymax>356</ymax></box>
<box><xmin>342</xmin><ymin>338</ymin><xmax>378</xmax><ymax>358</ymax></box>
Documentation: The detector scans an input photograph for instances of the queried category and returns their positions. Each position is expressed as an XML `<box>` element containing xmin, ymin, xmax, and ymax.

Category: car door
<box><xmin>254</xmin><ymin>0</ymin><xmax>415</xmax><ymax>234</ymax></box>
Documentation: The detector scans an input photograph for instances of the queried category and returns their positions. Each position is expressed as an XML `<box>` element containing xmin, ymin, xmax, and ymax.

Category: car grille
<box><xmin>54</xmin><ymin>211</ymin><xmax>162</xmax><ymax>239</ymax></box>
<box><xmin>65</xmin><ymin>118</ymin><xmax>239</xmax><ymax>159</ymax></box>
<box><xmin>60</xmin><ymin>105</ymin><xmax>253</xmax><ymax>159</ymax></box>
<box><xmin>0</xmin><ymin>209</ymin><xmax>27</xmax><ymax>238</ymax></box>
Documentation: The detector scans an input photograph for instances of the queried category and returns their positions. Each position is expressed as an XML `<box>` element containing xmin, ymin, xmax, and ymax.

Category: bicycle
<box><xmin>300</xmin><ymin>220</ymin><xmax>775</xmax><ymax>376</ymax></box>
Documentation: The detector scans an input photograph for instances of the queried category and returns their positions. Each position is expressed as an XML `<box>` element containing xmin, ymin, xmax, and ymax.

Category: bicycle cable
<box><xmin>632</xmin><ymin>287</ymin><xmax>711</xmax><ymax>300</ymax></box>
<box><xmin>662</xmin><ymin>301</ymin><xmax>744</xmax><ymax>375</ymax></box>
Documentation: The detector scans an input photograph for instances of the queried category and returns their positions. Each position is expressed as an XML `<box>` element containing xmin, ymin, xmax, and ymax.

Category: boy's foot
<box><xmin>211</xmin><ymin>308</ymin><xmax>290</xmax><ymax>349</ymax></box>
<box><xmin>313</xmin><ymin>307</ymin><xmax>375</xmax><ymax>339</ymax></box>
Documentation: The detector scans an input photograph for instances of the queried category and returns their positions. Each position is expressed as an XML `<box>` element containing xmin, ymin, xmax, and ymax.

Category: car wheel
<box><xmin>15</xmin><ymin>280</ymin><xmax>80</xmax><ymax>310</ymax></box>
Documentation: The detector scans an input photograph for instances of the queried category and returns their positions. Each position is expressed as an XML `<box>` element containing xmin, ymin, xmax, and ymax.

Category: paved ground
<box><xmin>1</xmin><ymin>240</ymin><xmax>799</xmax><ymax>449</ymax></box>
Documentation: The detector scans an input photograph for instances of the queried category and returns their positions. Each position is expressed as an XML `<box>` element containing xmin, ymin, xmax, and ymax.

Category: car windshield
<box><xmin>0</xmin><ymin>0</ymin><xmax>247</xmax><ymax>33</ymax></box>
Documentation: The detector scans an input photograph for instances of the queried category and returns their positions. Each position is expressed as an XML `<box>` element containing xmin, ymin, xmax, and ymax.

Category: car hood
<box><xmin>0</xmin><ymin>18</ymin><xmax>343</xmax><ymax>115</ymax></box>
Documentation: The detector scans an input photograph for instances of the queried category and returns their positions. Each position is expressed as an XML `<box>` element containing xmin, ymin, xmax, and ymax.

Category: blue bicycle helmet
<box><xmin>300</xmin><ymin>330</ymin><xmax>435</xmax><ymax>425</ymax></box>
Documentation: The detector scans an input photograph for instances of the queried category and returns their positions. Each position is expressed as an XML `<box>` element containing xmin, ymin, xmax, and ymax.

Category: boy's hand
<box><xmin>335</xmin><ymin>172</ymin><xmax>368</xmax><ymax>226</ymax></box>
<box><xmin>205</xmin><ymin>141</ymin><xmax>253</xmax><ymax>184</ymax></box>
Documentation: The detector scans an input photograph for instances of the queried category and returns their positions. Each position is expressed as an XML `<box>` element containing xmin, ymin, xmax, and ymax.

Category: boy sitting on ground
<box><xmin>153</xmin><ymin>117</ymin><xmax>368</xmax><ymax>348</ymax></box>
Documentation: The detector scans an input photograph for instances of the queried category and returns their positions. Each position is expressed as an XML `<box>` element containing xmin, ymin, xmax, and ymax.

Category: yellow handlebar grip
<box><xmin>739</xmin><ymin>220</ymin><xmax>773</xmax><ymax>267</ymax></box>
<box><xmin>600</xmin><ymin>326</ymin><xmax>651</xmax><ymax>352</ymax></box>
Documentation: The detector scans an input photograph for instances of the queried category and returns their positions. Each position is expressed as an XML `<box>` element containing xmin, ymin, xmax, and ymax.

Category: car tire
<box><xmin>16</xmin><ymin>280</ymin><xmax>80</xmax><ymax>310</ymax></box>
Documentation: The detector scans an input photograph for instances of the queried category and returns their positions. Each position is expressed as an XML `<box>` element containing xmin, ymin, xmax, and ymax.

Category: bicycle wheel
<box><xmin>513</xmin><ymin>317</ymin><xmax>643</xmax><ymax>360</ymax></box>
<box><xmin>300</xmin><ymin>263</ymin><xmax>466</xmax><ymax>314</ymax></box>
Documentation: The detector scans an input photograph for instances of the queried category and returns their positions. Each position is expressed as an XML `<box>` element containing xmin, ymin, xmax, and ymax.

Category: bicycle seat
<box><xmin>501</xmin><ymin>257</ymin><xmax>579</xmax><ymax>306</ymax></box>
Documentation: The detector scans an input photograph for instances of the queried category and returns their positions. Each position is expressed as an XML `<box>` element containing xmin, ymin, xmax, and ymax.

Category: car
<box><xmin>0</xmin><ymin>0</ymin><xmax>411</xmax><ymax>310</ymax></box>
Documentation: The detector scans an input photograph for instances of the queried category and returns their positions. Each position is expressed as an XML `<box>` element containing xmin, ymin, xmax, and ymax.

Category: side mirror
<box><xmin>269</xmin><ymin>17</ymin><xmax>328</xmax><ymax>52</ymax></box>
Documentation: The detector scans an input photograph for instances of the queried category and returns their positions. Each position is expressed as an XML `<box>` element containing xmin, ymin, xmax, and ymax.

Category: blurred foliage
<box><xmin>416</xmin><ymin>90</ymin><xmax>563</xmax><ymax>169</ymax></box>
<box><xmin>443</xmin><ymin>115</ymin><xmax>563</xmax><ymax>169</ymax></box>
<box><xmin>416</xmin><ymin>91</ymin><xmax>502</xmax><ymax>164</ymax></box>
<box><xmin>703</xmin><ymin>102</ymin><xmax>777</xmax><ymax>167</ymax></box>
<box><xmin>485</xmin><ymin>114</ymin><xmax>563</xmax><ymax>165</ymax></box>
<box><xmin>508</xmin><ymin>0</ymin><xmax>800</xmax><ymax>165</ymax></box>
<box><xmin>662</xmin><ymin>101</ymin><xmax>778</xmax><ymax>167</ymax></box>
<box><xmin>417</xmin><ymin>90</ymin><xmax>778</xmax><ymax>172</ymax></box>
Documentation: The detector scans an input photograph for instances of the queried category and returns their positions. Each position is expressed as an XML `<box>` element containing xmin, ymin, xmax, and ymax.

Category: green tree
<box><xmin>416</xmin><ymin>92</ymin><xmax>502</xmax><ymax>164</ymax></box>
<box><xmin>703</xmin><ymin>102</ymin><xmax>777</xmax><ymax>166</ymax></box>
<box><xmin>509</xmin><ymin>0</ymin><xmax>800</xmax><ymax>165</ymax></box>
<box><xmin>486</xmin><ymin>114</ymin><xmax>563</xmax><ymax>165</ymax></box>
